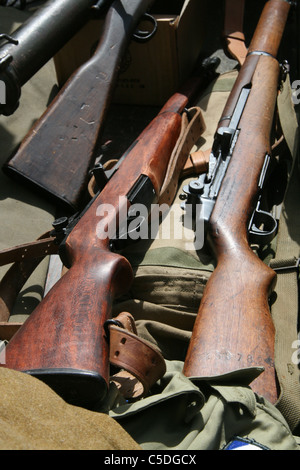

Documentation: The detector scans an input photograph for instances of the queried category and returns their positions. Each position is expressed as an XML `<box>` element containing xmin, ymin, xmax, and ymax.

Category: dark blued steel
<box><xmin>0</xmin><ymin>0</ymin><xmax>103</xmax><ymax>115</ymax></box>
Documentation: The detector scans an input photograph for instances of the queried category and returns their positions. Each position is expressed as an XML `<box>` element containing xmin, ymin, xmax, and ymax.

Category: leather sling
<box><xmin>223</xmin><ymin>0</ymin><xmax>247</xmax><ymax>65</ymax></box>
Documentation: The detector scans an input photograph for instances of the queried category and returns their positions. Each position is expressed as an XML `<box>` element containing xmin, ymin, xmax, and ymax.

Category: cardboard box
<box><xmin>54</xmin><ymin>0</ymin><xmax>206</xmax><ymax>106</ymax></box>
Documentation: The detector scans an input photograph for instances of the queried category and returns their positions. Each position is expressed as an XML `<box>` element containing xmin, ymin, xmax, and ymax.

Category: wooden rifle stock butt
<box><xmin>183</xmin><ymin>245</ymin><xmax>278</xmax><ymax>404</ymax></box>
<box><xmin>3</xmin><ymin>248</ymin><xmax>133</xmax><ymax>407</ymax></box>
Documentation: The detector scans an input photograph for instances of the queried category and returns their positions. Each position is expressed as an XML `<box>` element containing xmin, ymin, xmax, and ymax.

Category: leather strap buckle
<box><xmin>105</xmin><ymin>312</ymin><xmax>166</xmax><ymax>400</ymax></box>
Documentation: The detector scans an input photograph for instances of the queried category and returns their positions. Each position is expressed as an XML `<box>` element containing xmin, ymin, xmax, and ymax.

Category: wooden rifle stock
<box><xmin>3</xmin><ymin>0</ymin><xmax>156</xmax><ymax>211</ymax></box>
<box><xmin>2</xmin><ymin>69</ymin><xmax>209</xmax><ymax>407</ymax></box>
<box><xmin>183</xmin><ymin>0</ymin><xmax>292</xmax><ymax>404</ymax></box>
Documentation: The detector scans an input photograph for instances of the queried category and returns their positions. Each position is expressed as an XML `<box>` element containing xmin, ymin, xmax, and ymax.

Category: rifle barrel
<box><xmin>0</xmin><ymin>0</ymin><xmax>104</xmax><ymax>115</ymax></box>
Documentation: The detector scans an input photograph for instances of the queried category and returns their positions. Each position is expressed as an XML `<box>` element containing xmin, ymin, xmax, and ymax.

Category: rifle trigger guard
<box><xmin>133</xmin><ymin>13</ymin><xmax>157</xmax><ymax>43</ymax></box>
<box><xmin>248</xmin><ymin>200</ymin><xmax>278</xmax><ymax>246</ymax></box>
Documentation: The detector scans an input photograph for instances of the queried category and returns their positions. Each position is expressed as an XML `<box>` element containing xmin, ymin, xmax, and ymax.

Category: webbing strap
<box><xmin>270</xmin><ymin>76</ymin><xmax>300</xmax><ymax>432</ymax></box>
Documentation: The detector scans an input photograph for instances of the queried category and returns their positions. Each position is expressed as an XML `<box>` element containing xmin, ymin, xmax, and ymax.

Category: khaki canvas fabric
<box><xmin>109</xmin><ymin>361</ymin><xmax>298</xmax><ymax>450</ymax></box>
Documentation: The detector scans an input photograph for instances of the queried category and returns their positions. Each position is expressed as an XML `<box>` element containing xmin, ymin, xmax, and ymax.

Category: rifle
<box><xmin>1</xmin><ymin>59</ymin><xmax>216</xmax><ymax>407</ymax></box>
<box><xmin>182</xmin><ymin>0</ymin><xmax>293</xmax><ymax>404</ymax></box>
<box><xmin>3</xmin><ymin>0</ymin><xmax>157</xmax><ymax>211</ymax></box>
<box><xmin>0</xmin><ymin>0</ymin><xmax>113</xmax><ymax>116</ymax></box>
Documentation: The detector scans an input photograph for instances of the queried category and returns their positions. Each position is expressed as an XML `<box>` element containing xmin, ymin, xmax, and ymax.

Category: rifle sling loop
<box><xmin>107</xmin><ymin>311</ymin><xmax>166</xmax><ymax>400</ymax></box>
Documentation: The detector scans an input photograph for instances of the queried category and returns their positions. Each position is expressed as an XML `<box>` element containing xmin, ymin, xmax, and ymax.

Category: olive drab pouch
<box><xmin>109</xmin><ymin>361</ymin><xmax>299</xmax><ymax>450</ymax></box>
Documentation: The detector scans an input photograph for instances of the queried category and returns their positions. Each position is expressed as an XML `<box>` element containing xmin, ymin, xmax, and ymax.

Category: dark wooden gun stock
<box><xmin>2</xmin><ymin>67</ymin><xmax>209</xmax><ymax>407</ymax></box>
<box><xmin>183</xmin><ymin>0</ymin><xmax>292</xmax><ymax>404</ymax></box>
<box><xmin>3</xmin><ymin>0</ymin><xmax>155</xmax><ymax>211</ymax></box>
